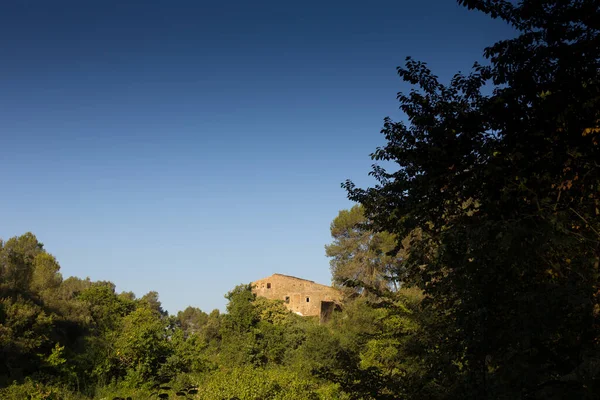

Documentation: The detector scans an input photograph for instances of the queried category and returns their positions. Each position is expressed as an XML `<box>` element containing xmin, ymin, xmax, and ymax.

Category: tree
<box><xmin>176</xmin><ymin>306</ymin><xmax>208</xmax><ymax>336</ymax></box>
<box><xmin>77</xmin><ymin>283</ymin><xmax>131</xmax><ymax>334</ymax></box>
<box><xmin>344</xmin><ymin>0</ymin><xmax>600</xmax><ymax>398</ymax></box>
<box><xmin>30</xmin><ymin>253</ymin><xmax>62</xmax><ymax>295</ymax></box>
<box><xmin>0</xmin><ymin>296</ymin><xmax>55</xmax><ymax>385</ymax></box>
<box><xmin>0</xmin><ymin>234</ymin><xmax>62</xmax><ymax>386</ymax></box>
<box><xmin>114</xmin><ymin>307</ymin><xmax>172</xmax><ymax>383</ymax></box>
<box><xmin>325</xmin><ymin>205</ymin><xmax>398</xmax><ymax>295</ymax></box>
<box><xmin>0</xmin><ymin>232</ymin><xmax>44</xmax><ymax>294</ymax></box>
<box><xmin>138</xmin><ymin>291</ymin><xmax>167</xmax><ymax>317</ymax></box>
<box><xmin>222</xmin><ymin>284</ymin><xmax>259</xmax><ymax>334</ymax></box>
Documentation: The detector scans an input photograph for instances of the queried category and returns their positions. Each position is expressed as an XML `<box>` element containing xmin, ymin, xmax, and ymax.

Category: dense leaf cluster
<box><xmin>345</xmin><ymin>0</ymin><xmax>600</xmax><ymax>398</ymax></box>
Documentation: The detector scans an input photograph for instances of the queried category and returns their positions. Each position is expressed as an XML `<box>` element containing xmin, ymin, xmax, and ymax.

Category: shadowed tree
<box><xmin>345</xmin><ymin>0</ymin><xmax>600</xmax><ymax>398</ymax></box>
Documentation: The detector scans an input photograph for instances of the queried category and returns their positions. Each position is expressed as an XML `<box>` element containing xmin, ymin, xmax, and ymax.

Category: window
<box><xmin>267</xmin><ymin>283</ymin><xmax>271</xmax><ymax>289</ymax></box>
<box><xmin>285</xmin><ymin>296</ymin><xmax>290</xmax><ymax>304</ymax></box>
<box><xmin>306</xmin><ymin>297</ymin><xmax>310</xmax><ymax>303</ymax></box>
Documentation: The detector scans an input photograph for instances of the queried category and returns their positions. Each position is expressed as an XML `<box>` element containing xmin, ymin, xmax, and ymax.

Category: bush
<box><xmin>0</xmin><ymin>379</ymin><xmax>84</xmax><ymax>400</ymax></box>
<box><xmin>189</xmin><ymin>366</ymin><xmax>348</xmax><ymax>400</ymax></box>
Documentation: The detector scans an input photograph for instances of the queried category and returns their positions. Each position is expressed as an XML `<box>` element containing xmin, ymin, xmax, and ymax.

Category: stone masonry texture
<box><xmin>252</xmin><ymin>273</ymin><xmax>342</xmax><ymax>318</ymax></box>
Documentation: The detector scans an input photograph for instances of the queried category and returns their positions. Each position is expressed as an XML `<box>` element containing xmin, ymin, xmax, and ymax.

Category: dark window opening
<box><xmin>285</xmin><ymin>296</ymin><xmax>290</xmax><ymax>304</ymax></box>
<box><xmin>306</xmin><ymin>297</ymin><xmax>310</xmax><ymax>303</ymax></box>
<box><xmin>267</xmin><ymin>283</ymin><xmax>271</xmax><ymax>289</ymax></box>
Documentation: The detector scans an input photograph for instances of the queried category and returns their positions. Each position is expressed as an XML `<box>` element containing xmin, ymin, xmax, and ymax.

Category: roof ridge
<box><xmin>253</xmin><ymin>273</ymin><xmax>338</xmax><ymax>291</ymax></box>
<box><xmin>272</xmin><ymin>273</ymin><xmax>315</xmax><ymax>283</ymax></box>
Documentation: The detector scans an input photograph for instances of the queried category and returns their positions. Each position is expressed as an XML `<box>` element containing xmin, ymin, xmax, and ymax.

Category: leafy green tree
<box><xmin>0</xmin><ymin>234</ymin><xmax>65</xmax><ymax>386</ymax></box>
<box><xmin>253</xmin><ymin>297</ymin><xmax>292</xmax><ymax>326</ymax></box>
<box><xmin>202</xmin><ymin>309</ymin><xmax>222</xmax><ymax>344</ymax></box>
<box><xmin>30</xmin><ymin>253</ymin><xmax>62</xmax><ymax>295</ymax></box>
<box><xmin>325</xmin><ymin>205</ymin><xmax>398</xmax><ymax>295</ymax></box>
<box><xmin>0</xmin><ymin>232</ymin><xmax>44</xmax><ymax>294</ymax></box>
<box><xmin>176</xmin><ymin>306</ymin><xmax>208</xmax><ymax>336</ymax></box>
<box><xmin>218</xmin><ymin>285</ymin><xmax>262</xmax><ymax>366</ymax></box>
<box><xmin>222</xmin><ymin>284</ymin><xmax>259</xmax><ymax>334</ymax></box>
<box><xmin>0</xmin><ymin>296</ymin><xmax>55</xmax><ymax>385</ymax></box>
<box><xmin>297</xmin><ymin>287</ymin><xmax>434</xmax><ymax>400</ymax></box>
<box><xmin>160</xmin><ymin>327</ymin><xmax>210</xmax><ymax>378</ymax></box>
<box><xmin>77</xmin><ymin>283</ymin><xmax>131</xmax><ymax>334</ymax></box>
<box><xmin>345</xmin><ymin>0</ymin><xmax>600</xmax><ymax>398</ymax></box>
<box><xmin>138</xmin><ymin>290</ymin><xmax>167</xmax><ymax>317</ymax></box>
<box><xmin>56</xmin><ymin>276</ymin><xmax>93</xmax><ymax>301</ymax></box>
<box><xmin>113</xmin><ymin>307</ymin><xmax>172</xmax><ymax>384</ymax></box>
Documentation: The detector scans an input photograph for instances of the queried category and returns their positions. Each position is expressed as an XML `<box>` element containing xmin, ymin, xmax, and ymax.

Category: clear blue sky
<box><xmin>0</xmin><ymin>0</ymin><xmax>513</xmax><ymax>314</ymax></box>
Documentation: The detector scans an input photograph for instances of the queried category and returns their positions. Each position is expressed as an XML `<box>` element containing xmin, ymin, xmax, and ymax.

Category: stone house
<box><xmin>252</xmin><ymin>273</ymin><xmax>342</xmax><ymax>323</ymax></box>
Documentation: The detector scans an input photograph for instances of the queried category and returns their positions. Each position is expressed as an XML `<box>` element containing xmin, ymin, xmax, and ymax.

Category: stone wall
<box><xmin>252</xmin><ymin>273</ymin><xmax>342</xmax><ymax>318</ymax></box>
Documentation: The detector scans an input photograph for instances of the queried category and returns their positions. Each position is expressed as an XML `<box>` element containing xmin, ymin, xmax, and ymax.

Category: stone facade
<box><xmin>252</xmin><ymin>273</ymin><xmax>342</xmax><ymax>322</ymax></box>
